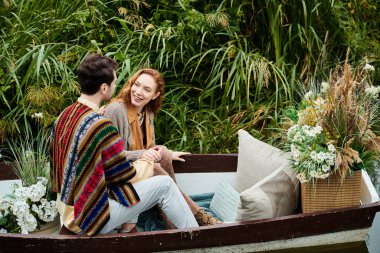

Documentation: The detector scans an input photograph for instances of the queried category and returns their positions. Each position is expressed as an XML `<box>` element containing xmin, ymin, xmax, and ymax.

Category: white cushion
<box><xmin>234</xmin><ymin>129</ymin><xmax>290</xmax><ymax>192</ymax></box>
<box><xmin>236</xmin><ymin>164</ymin><xmax>299</xmax><ymax>221</ymax></box>
<box><xmin>209</xmin><ymin>180</ymin><xmax>240</xmax><ymax>222</ymax></box>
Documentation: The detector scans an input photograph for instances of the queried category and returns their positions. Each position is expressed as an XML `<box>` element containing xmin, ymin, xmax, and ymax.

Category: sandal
<box><xmin>194</xmin><ymin>209</ymin><xmax>223</xmax><ymax>226</ymax></box>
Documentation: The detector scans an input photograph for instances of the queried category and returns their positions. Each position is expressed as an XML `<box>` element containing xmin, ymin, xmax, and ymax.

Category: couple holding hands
<box><xmin>50</xmin><ymin>54</ymin><xmax>221</xmax><ymax>236</ymax></box>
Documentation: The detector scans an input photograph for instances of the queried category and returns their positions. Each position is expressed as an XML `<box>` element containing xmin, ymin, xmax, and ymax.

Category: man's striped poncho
<box><xmin>50</xmin><ymin>102</ymin><xmax>140</xmax><ymax>236</ymax></box>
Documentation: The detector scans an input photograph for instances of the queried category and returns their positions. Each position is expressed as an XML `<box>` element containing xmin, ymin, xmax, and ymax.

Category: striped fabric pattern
<box><xmin>50</xmin><ymin>102</ymin><xmax>140</xmax><ymax>235</ymax></box>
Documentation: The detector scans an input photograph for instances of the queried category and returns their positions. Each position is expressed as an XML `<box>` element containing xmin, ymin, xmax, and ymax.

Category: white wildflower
<box><xmin>328</xmin><ymin>144</ymin><xmax>336</xmax><ymax>152</ymax></box>
<box><xmin>32</xmin><ymin>199</ymin><xmax>58</xmax><ymax>223</ymax></box>
<box><xmin>304</xmin><ymin>91</ymin><xmax>314</xmax><ymax>100</ymax></box>
<box><xmin>322</xmin><ymin>164</ymin><xmax>330</xmax><ymax>172</ymax></box>
<box><xmin>0</xmin><ymin>197</ymin><xmax>10</xmax><ymax>216</ymax></box>
<box><xmin>291</xmin><ymin>147</ymin><xmax>301</xmax><ymax>161</ymax></box>
<box><xmin>314</xmin><ymin>125</ymin><xmax>323</xmax><ymax>135</ymax></box>
<box><xmin>310</xmin><ymin>151</ymin><xmax>317</xmax><ymax>161</ymax></box>
<box><xmin>365</xmin><ymin>86</ymin><xmax>380</xmax><ymax>99</ymax></box>
<box><xmin>363</xmin><ymin>64</ymin><xmax>375</xmax><ymax>71</ymax></box>
<box><xmin>12</xmin><ymin>200</ymin><xmax>30</xmax><ymax>216</ymax></box>
<box><xmin>287</xmin><ymin>125</ymin><xmax>298</xmax><ymax>140</ymax></box>
<box><xmin>31</xmin><ymin>112</ymin><xmax>43</xmax><ymax>119</ymax></box>
<box><xmin>296</xmin><ymin>173</ymin><xmax>307</xmax><ymax>183</ymax></box>
<box><xmin>319</xmin><ymin>173</ymin><xmax>330</xmax><ymax>179</ymax></box>
<box><xmin>36</xmin><ymin>177</ymin><xmax>48</xmax><ymax>186</ymax></box>
<box><xmin>317</xmin><ymin>152</ymin><xmax>327</xmax><ymax>163</ymax></box>
<box><xmin>293</xmin><ymin>132</ymin><xmax>304</xmax><ymax>142</ymax></box>
<box><xmin>309</xmin><ymin>170</ymin><xmax>318</xmax><ymax>178</ymax></box>
<box><xmin>321</xmin><ymin>81</ymin><xmax>329</xmax><ymax>93</ymax></box>
<box><xmin>14</xmin><ymin>181</ymin><xmax>46</xmax><ymax>202</ymax></box>
<box><xmin>314</xmin><ymin>98</ymin><xmax>325</xmax><ymax>107</ymax></box>
<box><xmin>24</xmin><ymin>150</ymin><xmax>34</xmax><ymax>159</ymax></box>
<box><xmin>18</xmin><ymin>212</ymin><xmax>38</xmax><ymax>234</ymax></box>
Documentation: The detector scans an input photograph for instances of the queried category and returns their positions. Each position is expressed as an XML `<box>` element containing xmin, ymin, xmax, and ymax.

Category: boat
<box><xmin>0</xmin><ymin>154</ymin><xmax>379</xmax><ymax>253</ymax></box>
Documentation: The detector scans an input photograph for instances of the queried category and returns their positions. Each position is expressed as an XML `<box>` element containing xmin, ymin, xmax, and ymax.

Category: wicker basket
<box><xmin>301</xmin><ymin>170</ymin><xmax>362</xmax><ymax>214</ymax></box>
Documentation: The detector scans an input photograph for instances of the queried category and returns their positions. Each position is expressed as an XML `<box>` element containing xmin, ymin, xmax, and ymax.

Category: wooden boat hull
<box><xmin>0</xmin><ymin>154</ymin><xmax>379</xmax><ymax>253</ymax></box>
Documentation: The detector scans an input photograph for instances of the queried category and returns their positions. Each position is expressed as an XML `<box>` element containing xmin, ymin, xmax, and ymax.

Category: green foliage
<box><xmin>5</xmin><ymin>122</ymin><xmax>50</xmax><ymax>187</ymax></box>
<box><xmin>0</xmin><ymin>0</ymin><xmax>378</xmax><ymax>155</ymax></box>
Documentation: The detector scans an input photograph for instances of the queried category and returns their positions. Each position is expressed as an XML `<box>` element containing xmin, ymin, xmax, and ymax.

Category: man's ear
<box><xmin>152</xmin><ymin>92</ymin><xmax>161</xmax><ymax>100</ymax></box>
<box><xmin>100</xmin><ymin>83</ymin><xmax>108</xmax><ymax>94</ymax></box>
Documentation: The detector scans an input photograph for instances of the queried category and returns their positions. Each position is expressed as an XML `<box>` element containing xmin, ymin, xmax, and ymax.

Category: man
<box><xmin>50</xmin><ymin>54</ymin><xmax>198</xmax><ymax>236</ymax></box>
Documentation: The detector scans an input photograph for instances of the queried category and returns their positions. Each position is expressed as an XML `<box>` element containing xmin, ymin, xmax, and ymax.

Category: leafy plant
<box><xmin>285</xmin><ymin>56</ymin><xmax>380</xmax><ymax>182</ymax></box>
<box><xmin>5</xmin><ymin>123</ymin><xmax>50</xmax><ymax>187</ymax></box>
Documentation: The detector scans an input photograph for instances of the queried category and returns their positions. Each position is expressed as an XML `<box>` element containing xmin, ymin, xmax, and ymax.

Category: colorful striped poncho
<box><xmin>50</xmin><ymin>102</ymin><xmax>140</xmax><ymax>236</ymax></box>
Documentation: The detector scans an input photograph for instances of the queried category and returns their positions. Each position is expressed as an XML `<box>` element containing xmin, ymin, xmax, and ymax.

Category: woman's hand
<box><xmin>141</xmin><ymin>147</ymin><xmax>162</xmax><ymax>162</ymax></box>
<box><xmin>172</xmin><ymin>151</ymin><xmax>191</xmax><ymax>162</ymax></box>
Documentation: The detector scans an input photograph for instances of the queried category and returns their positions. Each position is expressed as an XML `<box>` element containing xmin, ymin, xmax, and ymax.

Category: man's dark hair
<box><xmin>77</xmin><ymin>54</ymin><xmax>118</xmax><ymax>95</ymax></box>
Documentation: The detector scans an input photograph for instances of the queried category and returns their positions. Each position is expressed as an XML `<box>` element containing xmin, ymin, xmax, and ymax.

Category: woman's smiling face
<box><xmin>130</xmin><ymin>73</ymin><xmax>160</xmax><ymax>111</ymax></box>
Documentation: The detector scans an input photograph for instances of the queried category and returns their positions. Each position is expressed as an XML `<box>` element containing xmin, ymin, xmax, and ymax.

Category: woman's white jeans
<box><xmin>99</xmin><ymin>175</ymin><xmax>198</xmax><ymax>234</ymax></box>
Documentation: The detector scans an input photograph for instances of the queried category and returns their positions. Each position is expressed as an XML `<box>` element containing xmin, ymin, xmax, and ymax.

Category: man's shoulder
<box><xmin>57</xmin><ymin>103</ymin><xmax>113</xmax><ymax>128</ymax></box>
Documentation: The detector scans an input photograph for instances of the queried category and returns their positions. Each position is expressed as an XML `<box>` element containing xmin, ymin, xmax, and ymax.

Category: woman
<box><xmin>103</xmin><ymin>68</ymin><xmax>222</xmax><ymax>229</ymax></box>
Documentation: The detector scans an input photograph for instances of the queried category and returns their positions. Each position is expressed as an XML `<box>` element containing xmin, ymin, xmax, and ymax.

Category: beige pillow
<box><xmin>234</xmin><ymin>129</ymin><xmax>290</xmax><ymax>192</ymax></box>
<box><xmin>235</xmin><ymin>164</ymin><xmax>299</xmax><ymax>221</ymax></box>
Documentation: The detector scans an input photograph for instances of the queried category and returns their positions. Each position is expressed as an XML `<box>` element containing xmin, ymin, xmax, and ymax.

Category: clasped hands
<box><xmin>141</xmin><ymin>146</ymin><xmax>190</xmax><ymax>163</ymax></box>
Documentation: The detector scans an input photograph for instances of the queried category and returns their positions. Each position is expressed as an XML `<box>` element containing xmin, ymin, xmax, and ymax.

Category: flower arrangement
<box><xmin>0</xmin><ymin>177</ymin><xmax>58</xmax><ymax>234</ymax></box>
<box><xmin>285</xmin><ymin>56</ymin><xmax>380</xmax><ymax>183</ymax></box>
<box><xmin>0</xmin><ymin>123</ymin><xmax>58</xmax><ymax>234</ymax></box>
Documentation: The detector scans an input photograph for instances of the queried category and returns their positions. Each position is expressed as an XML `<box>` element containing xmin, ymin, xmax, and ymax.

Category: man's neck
<box><xmin>79</xmin><ymin>94</ymin><xmax>102</xmax><ymax>107</ymax></box>
<box><xmin>78</xmin><ymin>94</ymin><xmax>103</xmax><ymax>112</ymax></box>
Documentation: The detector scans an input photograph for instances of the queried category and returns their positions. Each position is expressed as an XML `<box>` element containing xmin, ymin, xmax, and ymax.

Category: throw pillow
<box><xmin>235</xmin><ymin>164</ymin><xmax>299</xmax><ymax>221</ymax></box>
<box><xmin>209</xmin><ymin>180</ymin><xmax>240</xmax><ymax>222</ymax></box>
<box><xmin>234</xmin><ymin>129</ymin><xmax>290</xmax><ymax>192</ymax></box>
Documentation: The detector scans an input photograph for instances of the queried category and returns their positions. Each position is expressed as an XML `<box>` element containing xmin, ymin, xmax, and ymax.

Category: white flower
<box><xmin>24</xmin><ymin>150</ymin><xmax>34</xmax><ymax>159</ymax></box>
<box><xmin>296</xmin><ymin>173</ymin><xmax>307</xmax><ymax>183</ymax></box>
<box><xmin>303</xmin><ymin>125</ymin><xmax>323</xmax><ymax>137</ymax></box>
<box><xmin>31</xmin><ymin>112</ymin><xmax>43</xmax><ymax>119</ymax></box>
<box><xmin>314</xmin><ymin>125</ymin><xmax>323</xmax><ymax>135</ymax></box>
<box><xmin>310</xmin><ymin>151</ymin><xmax>317</xmax><ymax>161</ymax></box>
<box><xmin>319</xmin><ymin>173</ymin><xmax>330</xmax><ymax>179</ymax></box>
<box><xmin>18</xmin><ymin>212</ymin><xmax>38</xmax><ymax>234</ymax></box>
<box><xmin>304</xmin><ymin>91</ymin><xmax>314</xmax><ymax>100</ymax></box>
<box><xmin>293</xmin><ymin>132</ymin><xmax>304</xmax><ymax>142</ymax></box>
<box><xmin>322</xmin><ymin>164</ymin><xmax>330</xmax><ymax>172</ymax></box>
<box><xmin>0</xmin><ymin>228</ymin><xmax>7</xmax><ymax>233</ymax></box>
<box><xmin>32</xmin><ymin>199</ymin><xmax>58</xmax><ymax>223</ymax></box>
<box><xmin>287</xmin><ymin>125</ymin><xmax>298</xmax><ymax>140</ymax></box>
<box><xmin>363</xmin><ymin>64</ymin><xmax>375</xmax><ymax>71</ymax></box>
<box><xmin>291</xmin><ymin>147</ymin><xmax>301</xmax><ymax>161</ymax></box>
<box><xmin>317</xmin><ymin>152</ymin><xmax>327</xmax><ymax>163</ymax></box>
<box><xmin>328</xmin><ymin>144</ymin><xmax>336</xmax><ymax>152</ymax></box>
<box><xmin>309</xmin><ymin>170</ymin><xmax>318</xmax><ymax>178</ymax></box>
<box><xmin>365</xmin><ymin>86</ymin><xmax>380</xmax><ymax>99</ymax></box>
<box><xmin>314</xmin><ymin>98</ymin><xmax>325</xmax><ymax>107</ymax></box>
<box><xmin>0</xmin><ymin>176</ymin><xmax>58</xmax><ymax>234</ymax></box>
<box><xmin>37</xmin><ymin>177</ymin><xmax>48</xmax><ymax>186</ymax></box>
<box><xmin>321</xmin><ymin>81</ymin><xmax>329</xmax><ymax>93</ymax></box>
